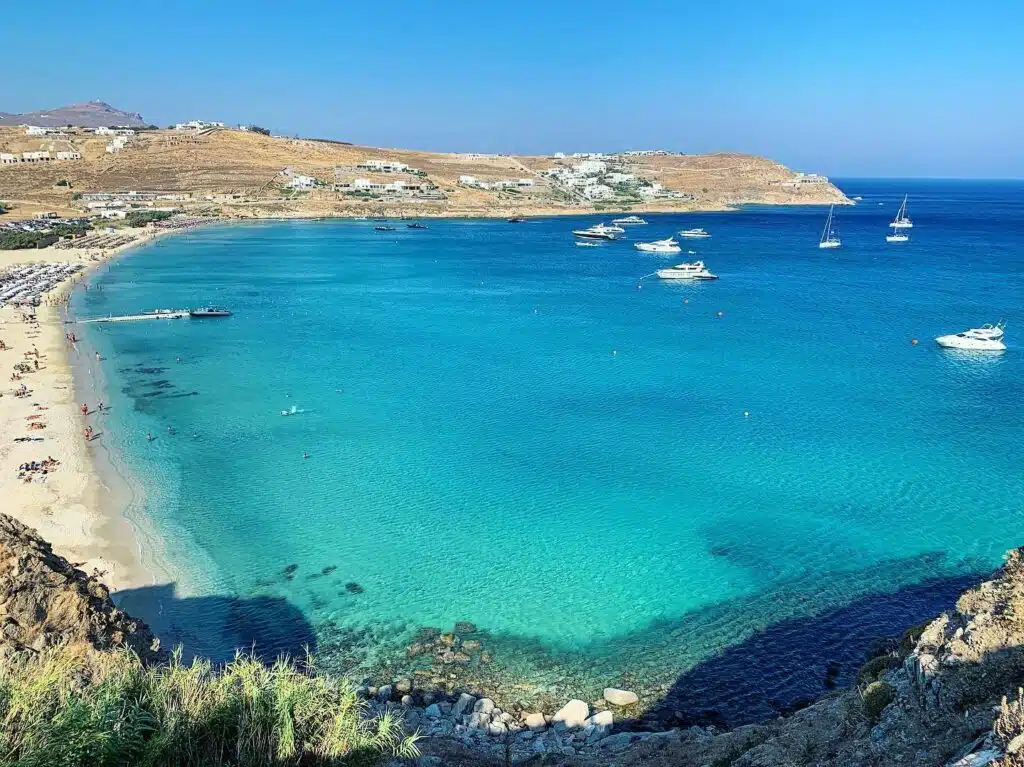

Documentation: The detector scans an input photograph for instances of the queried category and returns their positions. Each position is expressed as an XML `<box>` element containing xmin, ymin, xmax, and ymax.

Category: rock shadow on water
<box><xmin>625</xmin><ymin>571</ymin><xmax>983</xmax><ymax>731</ymax></box>
<box><xmin>114</xmin><ymin>583</ymin><xmax>316</xmax><ymax>665</ymax></box>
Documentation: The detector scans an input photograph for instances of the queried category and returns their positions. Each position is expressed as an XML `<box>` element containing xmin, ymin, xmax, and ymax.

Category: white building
<box><xmin>636</xmin><ymin>183</ymin><xmax>664</xmax><ymax>200</ymax></box>
<box><xmin>573</xmin><ymin>160</ymin><xmax>607</xmax><ymax>176</ymax></box>
<box><xmin>25</xmin><ymin>126</ymin><xmax>50</xmax><ymax>136</ymax></box>
<box><xmin>32</xmin><ymin>211</ymin><xmax>57</xmax><ymax>220</ymax></box>
<box><xmin>0</xmin><ymin>153</ymin><xmax>17</xmax><ymax>164</ymax></box>
<box><xmin>55</xmin><ymin>151</ymin><xmax>82</xmax><ymax>161</ymax></box>
<box><xmin>22</xmin><ymin>151</ymin><xmax>51</xmax><ymax>162</ymax></box>
<box><xmin>606</xmin><ymin>172</ymin><xmax>635</xmax><ymax>185</ymax></box>
<box><xmin>284</xmin><ymin>175</ymin><xmax>317</xmax><ymax>189</ymax></box>
<box><xmin>99</xmin><ymin>209</ymin><xmax>128</xmax><ymax>219</ymax></box>
<box><xmin>174</xmin><ymin>120</ymin><xmax>225</xmax><ymax>131</ymax></box>
<box><xmin>356</xmin><ymin>159</ymin><xmax>410</xmax><ymax>173</ymax></box>
<box><xmin>95</xmin><ymin>127</ymin><xmax>115</xmax><ymax>135</ymax></box>
<box><xmin>582</xmin><ymin>184</ymin><xmax>614</xmax><ymax>201</ymax></box>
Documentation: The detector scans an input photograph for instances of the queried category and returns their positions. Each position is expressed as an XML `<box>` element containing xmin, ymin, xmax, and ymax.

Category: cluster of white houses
<box><xmin>458</xmin><ymin>175</ymin><xmax>535</xmax><ymax>190</ymax></box>
<box><xmin>173</xmin><ymin>120</ymin><xmax>225</xmax><ymax>131</ymax></box>
<box><xmin>1</xmin><ymin>150</ymin><xmax>81</xmax><ymax>164</ymax></box>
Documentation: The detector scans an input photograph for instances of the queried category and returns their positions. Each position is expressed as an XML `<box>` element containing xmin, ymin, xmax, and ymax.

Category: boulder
<box><xmin>488</xmin><ymin>721</ymin><xmax>507</xmax><ymax>736</ymax></box>
<box><xmin>463</xmin><ymin>639</ymin><xmax>482</xmax><ymax>651</ymax></box>
<box><xmin>376</xmin><ymin>684</ymin><xmax>392</xmax><ymax>702</ymax></box>
<box><xmin>473</xmin><ymin>697</ymin><xmax>495</xmax><ymax>714</ymax></box>
<box><xmin>395</xmin><ymin>678</ymin><xmax>412</xmax><ymax>694</ymax></box>
<box><xmin>588</xmin><ymin>710</ymin><xmax>614</xmax><ymax>727</ymax></box>
<box><xmin>552</xmin><ymin>699</ymin><xmax>590</xmax><ymax>730</ymax></box>
<box><xmin>400</xmin><ymin>694</ymin><xmax>413</xmax><ymax>707</ymax></box>
<box><xmin>525</xmin><ymin>712</ymin><xmax>547</xmax><ymax>732</ymax></box>
<box><xmin>603</xmin><ymin>687</ymin><xmax>639</xmax><ymax>706</ymax></box>
<box><xmin>425</xmin><ymin>703</ymin><xmax>442</xmax><ymax>718</ymax></box>
<box><xmin>453</xmin><ymin>692</ymin><xmax>476</xmax><ymax>717</ymax></box>
<box><xmin>455</xmin><ymin>621</ymin><xmax>476</xmax><ymax>633</ymax></box>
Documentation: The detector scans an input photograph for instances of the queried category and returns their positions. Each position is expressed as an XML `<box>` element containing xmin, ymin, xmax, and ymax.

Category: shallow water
<box><xmin>76</xmin><ymin>179</ymin><xmax>1024</xmax><ymax>719</ymax></box>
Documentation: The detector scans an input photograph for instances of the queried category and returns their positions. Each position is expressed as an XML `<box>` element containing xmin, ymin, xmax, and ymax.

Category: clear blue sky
<box><xmin>3</xmin><ymin>0</ymin><xmax>1021</xmax><ymax>178</ymax></box>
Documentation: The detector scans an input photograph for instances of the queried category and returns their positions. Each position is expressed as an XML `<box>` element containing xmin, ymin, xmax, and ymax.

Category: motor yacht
<box><xmin>655</xmin><ymin>260</ymin><xmax>718</xmax><ymax>280</ymax></box>
<box><xmin>573</xmin><ymin>224</ymin><xmax>620</xmax><ymax>240</ymax></box>
<box><xmin>886</xmin><ymin>231</ymin><xmax>909</xmax><ymax>243</ymax></box>
<box><xmin>634</xmin><ymin>237</ymin><xmax>681</xmax><ymax>254</ymax></box>
<box><xmin>935</xmin><ymin>323</ymin><xmax>1006</xmax><ymax>351</ymax></box>
<box><xmin>612</xmin><ymin>215</ymin><xmax>647</xmax><ymax>225</ymax></box>
<box><xmin>679</xmin><ymin>228</ymin><xmax>711</xmax><ymax>239</ymax></box>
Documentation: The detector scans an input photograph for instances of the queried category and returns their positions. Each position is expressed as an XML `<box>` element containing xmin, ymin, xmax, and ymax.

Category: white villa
<box><xmin>356</xmin><ymin>159</ymin><xmax>413</xmax><ymax>174</ymax></box>
<box><xmin>459</xmin><ymin>175</ymin><xmax>535</xmax><ymax>190</ymax></box>
<box><xmin>25</xmin><ymin>126</ymin><xmax>55</xmax><ymax>136</ymax></box>
<box><xmin>582</xmin><ymin>183</ymin><xmax>614</xmax><ymax>201</ymax></box>
<box><xmin>55</xmin><ymin>151</ymin><xmax>82</xmax><ymax>161</ymax></box>
<box><xmin>284</xmin><ymin>174</ymin><xmax>317</xmax><ymax>189</ymax></box>
<box><xmin>0</xmin><ymin>153</ymin><xmax>17</xmax><ymax>164</ymax></box>
<box><xmin>174</xmin><ymin>120</ymin><xmax>225</xmax><ymax>131</ymax></box>
<box><xmin>22</xmin><ymin>151</ymin><xmax>51</xmax><ymax>163</ymax></box>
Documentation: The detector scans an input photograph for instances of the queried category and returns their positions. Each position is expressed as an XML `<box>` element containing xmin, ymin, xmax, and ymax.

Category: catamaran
<box><xmin>890</xmin><ymin>195</ymin><xmax>913</xmax><ymax>229</ymax></box>
<box><xmin>819</xmin><ymin>205</ymin><xmax>841</xmax><ymax>249</ymax></box>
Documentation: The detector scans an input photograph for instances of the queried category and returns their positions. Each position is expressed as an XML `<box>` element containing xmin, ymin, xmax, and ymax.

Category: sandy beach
<box><xmin>0</xmin><ymin>227</ymin><xmax>179</xmax><ymax>590</ymax></box>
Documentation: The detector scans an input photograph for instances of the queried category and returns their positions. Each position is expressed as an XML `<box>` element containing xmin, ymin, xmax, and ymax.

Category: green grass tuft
<box><xmin>0</xmin><ymin>645</ymin><xmax>418</xmax><ymax>767</ymax></box>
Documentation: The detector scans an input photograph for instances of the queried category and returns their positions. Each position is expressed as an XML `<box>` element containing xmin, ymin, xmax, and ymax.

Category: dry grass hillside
<box><xmin>0</xmin><ymin>126</ymin><xmax>848</xmax><ymax>220</ymax></box>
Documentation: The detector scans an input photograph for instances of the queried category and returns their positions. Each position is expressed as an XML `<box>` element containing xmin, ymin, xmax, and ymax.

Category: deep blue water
<box><xmin>74</xmin><ymin>179</ymin><xmax>1024</xmax><ymax>717</ymax></box>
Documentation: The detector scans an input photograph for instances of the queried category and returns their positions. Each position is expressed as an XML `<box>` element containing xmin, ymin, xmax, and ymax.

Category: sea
<box><xmin>71</xmin><ymin>179</ymin><xmax>1024</xmax><ymax>723</ymax></box>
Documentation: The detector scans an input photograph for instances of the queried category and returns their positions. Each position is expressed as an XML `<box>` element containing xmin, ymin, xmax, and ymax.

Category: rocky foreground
<box><xmin>3</xmin><ymin>510</ymin><xmax>1024</xmax><ymax>766</ymax></box>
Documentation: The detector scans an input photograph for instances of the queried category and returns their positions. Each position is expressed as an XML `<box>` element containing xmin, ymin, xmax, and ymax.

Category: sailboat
<box><xmin>819</xmin><ymin>205</ymin><xmax>841</xmax><ymax>249</ymax></box>
<box><xmin>890</xmin><ymin>195</ymin><xmax>913</xmax><ymax>228</ymax></box>
<box><xmin>886</xmin><ymin>195</ymin><xmax>911</xmax><ymax>242</ymax></box>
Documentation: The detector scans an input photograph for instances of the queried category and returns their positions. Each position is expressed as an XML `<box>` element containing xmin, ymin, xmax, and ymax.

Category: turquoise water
<box><xmin>75</xmin><ymin>180</ymin><xmax>1024</xmax><ymax>719</ymax></box>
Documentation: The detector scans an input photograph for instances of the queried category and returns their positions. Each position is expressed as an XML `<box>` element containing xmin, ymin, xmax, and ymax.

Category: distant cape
<box><xmin>0</xmin><ymin>100</ymin><xmax>146</xmax><ymax>128</ymax></box>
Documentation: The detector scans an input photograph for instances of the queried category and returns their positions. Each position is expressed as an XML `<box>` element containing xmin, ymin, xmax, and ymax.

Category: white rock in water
<box><xmin>473</xmin><ymin>697</ymin><xmax>495</xmax><ymax>714</ymax></box>
<box><xmin>603</xmin><ymin>688</ymin><xmax>639</xmax><ymax>706</ymax></box>
<box><xmin>588</xmin><ymin>710</ymin><xmax>614</xmax><ymax>727</ymax></box>
<box><xmin>525</xmin><ymin>712</ymin><xmax>547</xmax><ymax>732</ymax></box>
<box><xmin>552</xmin><ymin>699</ymin><xmax>590</xmax><ymax>730</ymax></box>
<box><xmin>424</xmin><ymin>703</ymin><xmax>442</xmax><ymax>718</ymax></box>
<box><xmin>452</xmin><ymin>693</ymin><xmax>476</xmax><ymax>717</ymax></box>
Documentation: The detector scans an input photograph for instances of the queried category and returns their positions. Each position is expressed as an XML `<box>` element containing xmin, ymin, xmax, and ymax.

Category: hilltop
<box><xmin>0</xmin><ymin>100</ymin><xmax>146</xmax><ymax>129</ymax></box>
<box><xmin>0</xmin><ymin>122</ymin><xmax>848</xmax><ymax>220</ymax></box>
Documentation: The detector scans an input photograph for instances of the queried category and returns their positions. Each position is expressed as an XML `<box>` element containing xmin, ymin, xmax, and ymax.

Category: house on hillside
<box><xmin>284</xmin><ymin>175</ymin><xmax>316</xmax><ymax>190</ymax></box>
<box><xmin>0</xmin><ymin>153</ymin><xmax>17</xmax><ymax>164</ymax></box>
<box><xmin>55</xmin><ymin>151</ymin><xmax>82</xmax><ymax>161</ymax></box>
<box><xmin>22</xmin><ymin>151</ymin><xmax>51</xmax><ymax>163</ymax></box>
<box><xmin>356</xmin><ymin>159</ymin><xmax>411</xmax><ymax>174</ymax></box>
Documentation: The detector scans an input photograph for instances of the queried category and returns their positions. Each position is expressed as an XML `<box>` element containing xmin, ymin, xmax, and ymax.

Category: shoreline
<box><xmin>0</xmin><ymin>223</ymin><xmax>204</xmax><ymax>591</ymax></box>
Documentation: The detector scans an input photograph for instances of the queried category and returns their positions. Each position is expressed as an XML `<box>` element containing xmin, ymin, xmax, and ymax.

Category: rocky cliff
<box><xmin>0</xmin><ymin>514</ymin><xmax>163</xmax><ymax>662</ymax></box>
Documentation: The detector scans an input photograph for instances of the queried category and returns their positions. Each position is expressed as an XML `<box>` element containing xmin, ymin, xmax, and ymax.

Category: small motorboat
<box><xmin>407</xmin><ymin>223</ymin><xmax>428</xmax><ymax>229</ymax></box>
<box><xmin>935</xmin><ymin>323</ymin><xmax>1006</xmax><ymax>351</ymax></box>
<box><xmin>374</xmin><ymin>225</ymin><xmax>396</xmax><ymax>231</ymax></box>
<box><xmin>635</xmin><ymin>237</ymin><xmax>681</xmax><ymax>254</ymax></box>
<box><xmin>679</xmin><ymin>228</ymin><xmax>711</xmax><ymax>239</ymax></box>
<box><xmin>656</xmin><ymin>260</ymin><xmax>718</xmax><ymax>280</ymax></box>
<box><xmin>612</xmin><ymin>215</ymin><xmax>647</xmax><ymax>225</ymax></box>
<box><xmin>508</xmin><ymin>217</ymin><xmax>527</xmax><ymax>223</ymax></box>
<box><xmin>575</xmin><ymin>241</ymin><xmax>601</xmax><ymax>247</ymax></box>
<box><xmin>281</xmin><ymin>406</ymin><xmax>298</xmax><ymax>416</ymax></box>
<box><xmin>189</xmin><ymin>307</ymin><xmax>231</xmax><ymax>317</ymax></box>
<box><xmin>886</xmin><ymin>232</ymin><xmax>909</xmax><ymax>243</ymax></box>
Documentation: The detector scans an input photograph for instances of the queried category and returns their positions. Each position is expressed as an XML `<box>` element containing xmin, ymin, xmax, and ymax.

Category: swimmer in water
<box><xmin>303</xmin><ymin>452</ymin><xmax>309</xmax><ymax>459</ymax></box>
<box><xmin>146</xmin><ymin>432</ymin><xmax>154</xmax><ymax>441</ymax></box>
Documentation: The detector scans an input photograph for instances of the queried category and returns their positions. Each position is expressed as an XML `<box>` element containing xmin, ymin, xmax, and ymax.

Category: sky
<box><xmin>2</xmin><ymin>0</ymin><xmax>1022</xmax><ymax>178</ymax></box>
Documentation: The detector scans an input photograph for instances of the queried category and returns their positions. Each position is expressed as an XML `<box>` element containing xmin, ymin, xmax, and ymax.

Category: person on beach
<box><xmin>81</xmin><ymin>403</ymin><xmax>88</xmax><ymax>415</ymax></box>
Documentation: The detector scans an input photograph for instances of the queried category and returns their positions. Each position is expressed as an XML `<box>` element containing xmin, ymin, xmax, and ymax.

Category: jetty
<box><xmin>77</xmin><ymin>310</ymin><xmax>189</xmax><ymax>324</ymax></box>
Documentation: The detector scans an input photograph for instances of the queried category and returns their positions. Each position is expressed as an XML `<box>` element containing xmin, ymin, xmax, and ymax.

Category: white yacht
<box><xmin>612</xmin><ymin>215</ymin><xmax>647</xmax><ymax>225</ymax></box>
<box><xmin>819</xmin><ymin>205</ymin><xmax>841</xmax><ymax>249</ymax></box>
<box><xmin>656</xmin><ymin>260</ymin><xmax>718</xmax><ymax>280</ymax></box>
<box><xmin>679</xmin><ymin>228</ymin><xmax>711</xmax><ymax>239</ymax></box>
<box><xmin>890</xmin><ymin>195</ymin><xmax>913</xmax><ymax>229</ymax></box>
<box><xmin>634</xmin><ymin>237</ymin><xmax>681</xmax><ymax>254</ymax></box>
<box><xmin>575</xmin><ymin>241</ymin><xmax>601</xmax><ymax>247</ymax></box>
<box><xmin>935</xmin><ymin>323</ymin><xmax>1006</xmax><ymax>351</ymax></box>
<box><xmin>603</xmin><ymin>223</ymin><xmax>626</xmax><ymax>233</ymax></box>
<box><xmin>573</xmin><ymin>224</ymin><xmax>620</xmax><ymax>240</ymax></box>
<box><xmin>886</xmin><ymin>231</ymin><xmax>909</xmax><ymax>243</ymax></box>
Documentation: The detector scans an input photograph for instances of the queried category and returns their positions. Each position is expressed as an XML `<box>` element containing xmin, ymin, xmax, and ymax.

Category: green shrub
<box><xmin>126</xmin><ymin>210</ymin><xmax>175</xmax><ymax>227</ymax></box>
<box><xmin>861</xmin><ymin>680</ymin><xmax>895</xmax><ymax>722</ymax></box>
<box><xmin>856</xmin><ymin>655</ymin><xmax>895</xmax><ymax>687</ymax></box>
<box><xmin>0</xmin><ymin>645</ymin><xmax>418</xmax><ymax>767</ymax></box>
